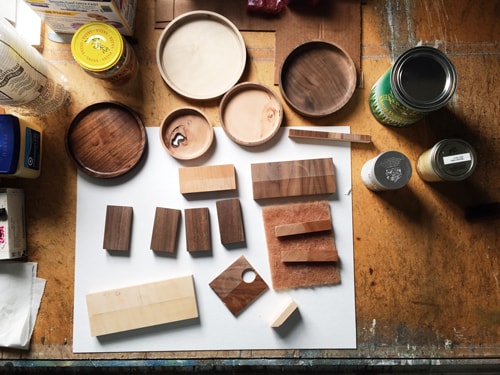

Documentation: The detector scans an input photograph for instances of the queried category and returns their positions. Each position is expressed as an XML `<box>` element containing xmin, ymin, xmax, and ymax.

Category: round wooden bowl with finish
<box><xmin>279</xmin><ymin>40</ymin><xmax>357</xmax><ymax>118</ymax></box>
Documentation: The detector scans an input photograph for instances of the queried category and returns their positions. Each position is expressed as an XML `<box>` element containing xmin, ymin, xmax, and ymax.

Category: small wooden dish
<box><xmin>156</xmin><ymin>10</ymin><xmax>247</xmax><ymax>100</ymax></box>
<box><xmin>279</xmin><ymin>41</ymin><xmax>357</xmax><ymax>117</ymax></box>
<box><xmin>66</xmin><ymin>102</ymin><xmax>147</xmax><ymax>178</ymax></box>
<box><xmin>220</xmin><ymin>82</ymin><xmax>283</xmax><ymax>146</ymax></box>
<box><xmin>160</xmin><ymin>107</ymin><xmax>214</xmax><ymax>160</ymax></box>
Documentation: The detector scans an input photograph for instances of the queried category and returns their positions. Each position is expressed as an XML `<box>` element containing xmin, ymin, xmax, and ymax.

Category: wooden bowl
<box><xmin>66</xmin><ymin>102</ymin><xmax>147</xmax><ymax>178</ymax></box>
<box><xmin>156</xmin><ymin>10</ymin><xmax>247</xmax><ymax>100</ymax></box>
<box><xmin>160</xmin><ymin>107</ymin><xmax>214</xmax><ymax>160</ymax></box>
<box><xmin>279</xmin><ymin>41</ymin><xmax>357</xmax><ymax>117</ymax></box>
<box><xmin>219</xmin><ymin>82</ymin><xmax>283</xmax><ymax>146</ymax></box>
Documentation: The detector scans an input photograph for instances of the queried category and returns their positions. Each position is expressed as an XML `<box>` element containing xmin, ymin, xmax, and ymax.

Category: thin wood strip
<box><xmin>275</xmin><ymin>219</ymin><xmax>332</xmax><ymax>237</ymax></box>
<box><xmin>280</xmin><ymin>248</ymin><xmax>339</xmax><ymax>263</ymax></box>
<box><xmin>179</xmin><ymin>164</ymin><xmax>236</xmax><ymax>194</ymax></box>
<box><xmin>288</xmin><ymin>128</ymin><xmax>371</xmax><ymax>143</ymax></box>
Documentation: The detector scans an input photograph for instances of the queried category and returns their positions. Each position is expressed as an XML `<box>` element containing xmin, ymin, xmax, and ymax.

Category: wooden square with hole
<box><xmin>209</xmin><ymin>256</ymin><xmax>268</xmax><ymax>316</ymax></box>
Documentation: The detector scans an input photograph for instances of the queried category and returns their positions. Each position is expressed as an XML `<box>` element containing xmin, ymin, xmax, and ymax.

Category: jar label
<box><xmin>443</xmin><ymin>153</ymin><xmax>472</xmax><ymax>165</ymax></box>
<box><xmin>23</xmin><ymin>127</ymin><xmax>41</xmax><ymax>171</ymax></box>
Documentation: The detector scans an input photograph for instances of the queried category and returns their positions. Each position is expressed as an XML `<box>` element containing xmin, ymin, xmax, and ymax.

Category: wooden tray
<box><xmin>66</xmin><ymin>102</ymin><xmax>147</xmax><ymax>178</ymax></box>
<box><xmin>279</xmin><ymin>41</ymin><xmax>357</xmax><ymax>117</ymax></box>
<box><xmin>156</xmin><ymin>10</ymin><xmax>247</xmax><ymax>100</ymax></box>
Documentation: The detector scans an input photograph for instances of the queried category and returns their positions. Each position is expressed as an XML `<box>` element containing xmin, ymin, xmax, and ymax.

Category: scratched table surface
<box><xmin>0</xmin><ymin>0</ymin><xmax>498</xmax><ymax>371</ymax></box>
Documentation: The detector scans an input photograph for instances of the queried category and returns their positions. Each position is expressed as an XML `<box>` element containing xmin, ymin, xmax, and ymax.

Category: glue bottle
<box><xmin>0</xmin><ymin>114</ymin><xmax>42</xmax><ymax>178</ymax></box>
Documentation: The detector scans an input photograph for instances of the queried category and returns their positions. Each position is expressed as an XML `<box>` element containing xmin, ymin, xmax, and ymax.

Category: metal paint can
<box><xmin>369</xmin><ymin>46</ymin><xmax>457</xmax><ymax>127</ymax></box>
<box><xmin>361</xmin><ymin>151</ymin><xmax>412</xmax><ymax>191</ymax></box>
<box><xmin>71</xmin><ymin>22</ymin><xmax>138</xmax><ymax>86</ymax></box>
<box><xmin>416</xmin><ymin>139</ymin><xmax>477</xmax><ymax>182</ymax></box>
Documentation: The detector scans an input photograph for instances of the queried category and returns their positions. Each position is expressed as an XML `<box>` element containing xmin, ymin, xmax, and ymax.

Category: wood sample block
<box><xmin>86</xmin><ymin>275</ymin><xmax>198</xmax><ymax>336</ymax></box>
<box><xmin>216</xmin><ymin>198</ymin><xmax>245</xmax><ymax>245</ymax></box>
<box><xmin>262</xmin><ymin>200</ymin><xmax>340</xmax><ymax>290</ymax></box>
<box><xmin>275</xmin><ymin>219</ymin><xmax>332</xmax><ymax>238</ymax></box>
<box><xmin>288</xmin><ymin>128</ymin><xmax>372</xmax><ymax>144</ymax></box>
<box><xmin>103</xmin><ymin>205</ymin><xmax>133</xmax><ymax>251</ymax></box>
<box><xmin>209</xmin><ymin>256</ymin><xmax>268</xmax><ymax>316</ymax></box>
<box><xmin>251</xmin><ymin>158</ymin><xmax>336</xmax><ymax>200</ymax></box>
<box><xmin>150</xmin><ymin>207</ymin><xmax>181</xmax><ymax>253</ymax></box>
<box><xmin>270</xmin><ymin>298</ymin><xmax>298</xmax><ymax>328</ymax></box>
<box><xmin>184</xmin><ymin>207</ymin><xmax>211</xmax><ymax>253</ymax></box>
<box><xmin>280</xmin><ymin>247</ymin><xmax>338</xmax><ymax>263</ymax></box>
<box><xmin>179</xmin><ymin>164</ymin><xmax>236</xmax><ymax>194</ymax></box>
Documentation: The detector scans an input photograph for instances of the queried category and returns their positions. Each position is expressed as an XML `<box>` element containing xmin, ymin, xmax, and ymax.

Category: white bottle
<box><xmin>0</xmin><ymin>17</ymin><xmax>70</xmax><ymax>116</ymax></box>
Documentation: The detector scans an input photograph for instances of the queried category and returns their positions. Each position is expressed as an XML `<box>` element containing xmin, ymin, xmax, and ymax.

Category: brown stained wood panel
<box><xmin>102</xmin><ymin>205</ymin><xmax>133</xmax><ymax>251</ymax></box>
<box><xmin>184</xmin><ymin>207</ymin><xmax>211</xmax><ymax>253</ymax></box>
<box><xmin>216</xmin><ymin>199</ymin><xmax>245</xmax><ymax>245</ymax></box>
<box><xmin>251</xmin><ymin>158</ymin><xmax>336</xmax><ymax>200</ymax></box>
<box><xmin>275</xmin><ymin>219</ymin><xmax>332</xmax><ymax>237</ymax></box>
<box><xmin>209</xmin><ymin>256</ymin><xmax>268</xmax><ymax>316</ymax></box>
<box><xmin>280</xmin><ymin>247</ymin><xmax>338</xmax><ymax>263</ymax></box>
<box><xmin>179</xmin><ymin>164</ymin><xmax>237</xmax><ymax>194</ymax></box>
<box><xmin>288</xmin><ymin>128</ymin><xmax>372</xmax><ymax>144</ymax></box>
<box><xmin>86</xmin><ymin>275</ymin><xmax>198</xmax><ymax>336</ymax></box>
<box><xmin>150</xmin><ymin>207</ymin><xmax>181</xmax><ymax>253</ymax></box>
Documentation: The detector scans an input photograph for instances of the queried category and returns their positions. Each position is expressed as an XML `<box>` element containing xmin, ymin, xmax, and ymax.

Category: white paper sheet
<box><xmin>73</xmin><ymin>126</ymin><xmax>356</xmax><ymax>353</ymax></box>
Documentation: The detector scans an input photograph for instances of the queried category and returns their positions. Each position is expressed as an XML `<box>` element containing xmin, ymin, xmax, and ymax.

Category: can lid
<box><xmin>71</xmin><ymin>22</ymin><xmax>124</xmax><ymax>72</ymax></box>
<box><xmin>373</xmin><ymin>151</ymin><xmax>412</xmax><ymax>189</ymax></box>
<box><xmin>391</xmin><ymin>46</ymin><xmax>457</xmax><ymax>112</ymax></box>
<box><xmin>431</xmin><ymin>138</ymin><xmax>477</xmax><ymax>181</ymax></box>
<box><xmin>0</xmin><ymin>115</ymin><xmax>21</xmax><ymax>174</ymax></box>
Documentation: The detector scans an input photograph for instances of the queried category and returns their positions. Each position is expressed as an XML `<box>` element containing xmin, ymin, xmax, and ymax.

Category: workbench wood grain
<box><xmin>1</xmin><ymin>0</ymin><xmax>498</xmax><ymax>366</ymax></box>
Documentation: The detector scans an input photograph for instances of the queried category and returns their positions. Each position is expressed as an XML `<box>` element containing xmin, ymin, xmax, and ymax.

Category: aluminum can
<box><xmin>369</xmin><ymin>46</ymin><xmax>457</xmax><ymax>127</ymax></box>
<box><xmin>71</xmin><ymin>22</ymin><xmax>138</xmax><ymax>86</ymax></box>
<box><xmin>416</xmin><ymin>139</ymin><xmax>477</xmax><ymax>182</ymax></box>
<box><xmin>361</xmin><ymin>151</ymin><xmax>412</xmax><ymax>191</ymax></box>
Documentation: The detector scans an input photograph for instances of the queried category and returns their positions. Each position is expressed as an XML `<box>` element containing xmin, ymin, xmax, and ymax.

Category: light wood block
<box><xmin>86</xmin><ymin>275</ymin><xmax>199</xmax><ymax>336</ymax></box>
<box><xmin>102</xmin><ymin>205</ymin><xmax>133</xmax><ymax>251</ymax></box>
<box><xmin>184</xmin><ymin>207</ymin><xmax>211</xmax><ymax>253</ymax></box>
<box><xmin>216</xmin><ymin>198</ymin><xmax>245</xmax><ymax>245</ymax></box>
<box><xmin>179</xmin><ymin>164</ymin><xmax>236</xmax><ymax>194</ymax></box>
<box><xmin>275</xmin><ymin>219</ymin><xmax>332</xmax><ymax>237</ymax></box>
<box><xmin>280</xmin><ymin>247</ymin><xmax>338</xmax><ymax>263</ymax></box>
<box><xmin>270</xmin><ymin>298</ymin><xmax>298</xmax><ymax>328</ymax></box>
<box><xmin>150</xmin><ymin>207</ymin><xmax>181</xmax><ymax>253</ymax></box>
<box><xmin>209</xmin><ymin>256</ymin><xmax>268</xmax><ymax>316</ymax></box>
<box><xmin>251</xmin><ymin>158</ymin><xmax>336</xmax><ymax>200</ymax></box>
<box><xmin>288</xmin><ymin>128</ymin><xmax>372</xmax><ymax>143</ymax></box>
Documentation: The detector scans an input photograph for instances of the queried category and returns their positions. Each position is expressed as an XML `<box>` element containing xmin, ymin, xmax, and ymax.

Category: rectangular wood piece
<box><xmin>275</xmin><ymin>219</ymin><xmax>332</xmax><ymax>237</ymax></box>
<box><xmin>251</xmin><ymin>158</ymin><xmax>336</xmax><ymax>200</ymax></box>
<box><xmin>184</xmin><ymin>207</ymin><xmax>211</xmax><ymax>253</ymax></box>
<box><xmin>280</xmin><ymin>248</ymin><xmax>339</xmax><ymax>263</ymax></box>
<box><xmin>86</xmin><ymin>275</ymin><xmax>198</xmax><ymax>336</ymax></box>
<box><xmin>179</xmin><ymin>164</ymin><xmax>237</xmax><ymax>194</ymax></box>
<box><xmin>150</xmin><ymin>207</ymin><xmax>181</xmax><ymax>253</ymax></box>
<box><xmin>102</xmin><ymin>205</ymin><xmax>133</xmax><ymax>251</ymax></box>
<box><xmin>216</xmin><ymin>199</ymin><xmax>245</xmax><ymax>246</ymax></box>
<box><xmin>288</xmin><ymin>128</ymin><xmax>372</xmax><ymax>144</ymax></box>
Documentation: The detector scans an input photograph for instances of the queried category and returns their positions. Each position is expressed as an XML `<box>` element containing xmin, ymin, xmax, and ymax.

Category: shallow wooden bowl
<box><xmin>279</xmin><ymin>41</ymin><xmax>357</xmax><ymax>117</ymax></box>
<box><xmin>66</xmin><ymin>101</ymin><xmax>147</xmax><ymax>178</ymax></box>
<box><xmin>160</xmin><ymin>107</ymin><xmax>214</xmax><ymax>160</ymax></box>
<box><xmin>220</xmin><ymin>82</ymin><xmax>283</xmax><ymax>146</ymax></box>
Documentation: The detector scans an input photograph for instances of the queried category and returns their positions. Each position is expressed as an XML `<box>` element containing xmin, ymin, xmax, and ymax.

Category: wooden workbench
<box><xmin>1</xmin><ymin>0</ymin><xmax>498</xmax><ymax>371</ymax></box>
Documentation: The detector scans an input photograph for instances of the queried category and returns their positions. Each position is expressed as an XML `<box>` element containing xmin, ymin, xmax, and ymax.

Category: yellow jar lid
<box><xmin>71</xmin><ymin>22</ymin><xmax>124</xmax><ymax>72</ymax></box>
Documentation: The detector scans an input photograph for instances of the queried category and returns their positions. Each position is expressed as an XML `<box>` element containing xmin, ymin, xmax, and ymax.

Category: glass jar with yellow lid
<box><xmin>71</xmin><ymin>22</ymin><xmax>138</xmax><ymax>86</ymax></box>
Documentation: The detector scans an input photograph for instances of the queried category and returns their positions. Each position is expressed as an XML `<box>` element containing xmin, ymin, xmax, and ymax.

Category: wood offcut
<box><xmin>102</xmin><ymin>205</ymin><xmax>133</xmax><ymax>251</ymax></box>
<box><xmin>275</xmin><ymin>219</ymin><xmax>332</xmax><ymax>237</ymax></box>
<box><xmin>150</xmin><ymin>207</ymin><xmax>181</xmax><ymax>253</ymax></box>
<box><xmin>184</xmin><ymin>207</ymin><xmax>211</xmax><ymax>253</ymax></box>
<box><xmin>251</xmin><ymin>158</ymin><xmax>336</xmax><ymax>200</ymax></box>
<box><xmin>288</xmin><ymin>128</ymin><xmax>372</xmax><ymax>144</ymax></box>
<box><xmin>179</xmin><ymin>164</ymin><xmax>237</xmax><ymax>194</ymax></box>
<box><xmin>216</xmin><ymin>198</ymin><xmax>245</xmax><ymax>246</ymax></box>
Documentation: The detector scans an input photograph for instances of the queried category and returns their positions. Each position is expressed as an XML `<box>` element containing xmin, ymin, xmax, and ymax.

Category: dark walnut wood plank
<box><xmin>184</xmin><ymin>207</ymin><xmax>211</xmax><ymax>253</ymax></box>
<box><xmin>251</xmin><ymin>158</ymin><xmax>336</xmax><ymax>200</ymax></box>
<box><xmin>102</xmin><ymin>205</ymin><xmax>133</xmax><ymax>251</ymax></box>
<box><xmin>150</xmin><ymin>207</ymin><xmax>181</xmax><ymax>253</ymax></box>
<box><xmin>216</xmin><ymin>199</ymin><xmax>246</xmax><ymax>246</ymax></box>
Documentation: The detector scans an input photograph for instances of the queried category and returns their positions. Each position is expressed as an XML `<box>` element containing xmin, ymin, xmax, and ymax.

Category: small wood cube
<box><xmin>103</xmin><ymin>205</ymin><xmax>133</xmax><ymax>251</ymax></box>
<box><xmin>184</xmin><ymin>207</ymin><xmax>211</xmax><ymax>253</ymax></box>
<box><xmin>150</xmin><ymin>207</ymin><xmax>181</xmax><ymax>253</ymax></box>
<box><xmin>216</xmin><ymin>198</ymin><xmax>245</xmax><ymax>246</ymax></box>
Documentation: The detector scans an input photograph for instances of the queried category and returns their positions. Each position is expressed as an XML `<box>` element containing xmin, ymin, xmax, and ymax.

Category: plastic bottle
<box><xmin>0</xmin><ymin>17</ymin><xmax>70</xmax><ymax>116</ymax></box>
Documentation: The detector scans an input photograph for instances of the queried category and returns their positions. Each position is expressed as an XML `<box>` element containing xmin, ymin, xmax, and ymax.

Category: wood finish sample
<box><xmin>103</xmin><ymin>205</ymin><xmax>133</xmax><ymax>251</ymax></box>
<box><xmin>150</xmin><ymin>207</ymin><xmax>181</xmax><ymax>253</ymax></box>
<box><xmin>216</xmin><ymin>198</ymin><xmax>245</xmax><ymax>245</ymax></box>
<box><xmin>270</xmin><ymin>298</ymin><xmax>298</xmax><ymax>328</ymax></box>
<box><xmin>275</xmin><ymin>219</ymin><xmax>332</xmax><ymax>238</ymax></box>
<box><xmin>209</xmin><ymin>256</ymin><xmax>268</xmax><ymax>316</ymax></box>
<box><xmin>288</xmin><ymin>128</ymin><xmax>372</xmax><ymax>144</ymax></box>
<box><xmin>280</xmin><ymin>247</ymin><xmax>338</xmax><ymax>263</ymax></box>
<box><xmin>184</xmin><ymin>207</ymin><xmax>211</xmax><ymax>253</ymax></box>
<box><xmin>179</xmin><ymin>164</ymin><xmax>237</xmax><ymax>194</ymax></box>
<box><xmin>251</xmin><ymin>158</ymin><xmax>336</xmax><ymax>200</ymax></box>
<box><xmin>86</xmin><ymin>275</ymin><xmax>198</xmax><ymax>336</ymax></box>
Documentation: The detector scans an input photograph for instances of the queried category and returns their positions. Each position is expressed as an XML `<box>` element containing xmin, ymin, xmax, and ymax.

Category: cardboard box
<box><xmin>0</xmin><ymin>188</ymin><xmax>26</xmax><ymax>260</ymax></box>
<box><xmin>22</xmin><ymin>0</ymin><xmax>137</xmax><ymax>36</ymax></box>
